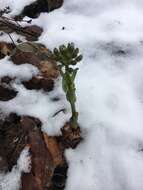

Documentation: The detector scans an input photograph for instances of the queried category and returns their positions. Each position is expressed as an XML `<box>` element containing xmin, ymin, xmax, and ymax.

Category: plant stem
<box><xmin>70</xmin><ymin>102</ymin><xmax>78</xmax><ymax>129</ymax></box>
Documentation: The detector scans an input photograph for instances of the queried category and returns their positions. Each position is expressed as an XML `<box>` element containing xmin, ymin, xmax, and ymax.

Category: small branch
<box><xmin>7</xmin><ymin>33</ymin><xmax>16</xmax><ymax>47</ymax></box>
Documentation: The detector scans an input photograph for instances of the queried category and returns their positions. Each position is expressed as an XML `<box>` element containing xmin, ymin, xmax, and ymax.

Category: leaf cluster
<box><xmin>53</xmin><ymin>43</ymin><xmax>82</xmax><ymax>66</ymax></box>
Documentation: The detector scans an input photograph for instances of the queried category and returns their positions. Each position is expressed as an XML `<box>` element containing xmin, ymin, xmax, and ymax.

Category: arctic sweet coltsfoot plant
<box><xmin>52</xmin><ymin>43</ymin><xmax>83</xmax><ymax>129</ymax></box>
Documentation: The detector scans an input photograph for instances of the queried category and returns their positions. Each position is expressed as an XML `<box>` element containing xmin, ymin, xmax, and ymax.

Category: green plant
<box><xmin>52</xmin><ymin>43</ymin><xmax>83</xmax><ymax>129</ymax></box>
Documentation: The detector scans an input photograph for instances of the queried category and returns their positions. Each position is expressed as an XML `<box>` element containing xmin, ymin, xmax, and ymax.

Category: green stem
<box><xmin>67</xmin><ymin>76</ymin><xmax>78</xmax><ymax>128</ymax></box>
<box><xmin>70</xmin><ymin>102</ymin><xmax>78</xmax><ymax>128</ymax></box>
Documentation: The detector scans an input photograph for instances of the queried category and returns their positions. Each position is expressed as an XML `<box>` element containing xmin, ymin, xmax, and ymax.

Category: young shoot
<box><xmin>52</xmin><ymin>43</ymin><xmax>83</xmax><ymax>129</ymax></box>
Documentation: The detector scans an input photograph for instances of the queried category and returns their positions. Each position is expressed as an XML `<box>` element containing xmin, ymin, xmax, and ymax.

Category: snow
<box><xmin>0</xmin><ymin>57</ymin><xmax>38</xmax><ymax>80</ymax></box>
<box><xmin>1</xmin><ymin>0</ymin><xmax>143</xmax><ymax>190</ymax></box>
<box><xmin>17</xmin><ymin>147</ymin><xmax>31</xmax><ymax>173</ymax></box>
<box><xmin>0</xmin><ymin>147</ymin><xmax>31</xmax><ymax>190</ymax></box>
<box><xmin>0</xmin><ymin>33</ymin><xmax>26</xmax><ymax>45</ymax></box>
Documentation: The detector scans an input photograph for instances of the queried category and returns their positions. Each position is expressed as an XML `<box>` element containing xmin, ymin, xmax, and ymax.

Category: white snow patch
<box><xmin>0</xmin><ymin>57</ymin><xmax>38</xmax><ymax>80</ymax></box>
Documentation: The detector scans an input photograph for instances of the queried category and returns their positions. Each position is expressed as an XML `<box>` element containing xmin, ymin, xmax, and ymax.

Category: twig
<box><xmin>7</xmin><ymin>33</ymin><xmax>16</xmax><ymax>47</ymax></box>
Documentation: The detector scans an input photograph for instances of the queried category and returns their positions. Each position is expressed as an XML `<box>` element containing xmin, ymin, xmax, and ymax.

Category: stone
<box><xmin>21</xmin><ymin>116</ymin><xmax>54</xmax><ymax>190</ymax></box>
<box><xmin>0</xmin><ymin>17</ymin><xmax>43</xmax><ymax>41</ymax></box>
<box><xmin>0</xmin><ymin>84</ymin><xmax>17</xmax><ymax>101</ymax></box>
<box><xmin>43</xmin><ymin>134</ymin><xmax>64</xmax><ymax>167</ymax></box>
<box><xmin>60</xmin><ymin>123</ymin><xmax>82</xmax><ymax>149</ymax></box>
<box><xmin>0</xmin><ymin>42</ymin><xmax>14</xmax><ymax>59</ymax></box>
<box><xmin>15</xmin><ymin>0</ymin><xmax>64</xmax><ymax>19</ymax></box>
<box><xmin>23</xmin><ymin>76</ymin><xmax>54</xmax><ymax>91</ymax></box>
<box><xmin>11</xmin><ymin>42</ymin><xmax>59</xmax><ymax>91</ymax></box>
<box><xmin>0</xmin><ymin>113</ymin><xmax>24</xmax><ymax>170</ymax></box>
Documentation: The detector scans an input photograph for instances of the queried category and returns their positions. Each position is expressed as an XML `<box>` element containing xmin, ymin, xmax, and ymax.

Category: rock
<box><xmin>0</xmin><ymin>124</ymin><xmax>8</xmax><ymax>172</ymax></box>
<box><xmin>52</xmin><ymin>164</ymin><xmax>68</xmax><ymax>190</ymax></box>
<box><xmin>48</xmin><ymin>0</ymin><xmax>64</xmax><ymax>12</ymax></box>
<box><xmin>11</xmin><ymin>42</ymin><xmax>59</xmax><ymax>91</ymax></box>
<box><xmin>0</xmin><ymin>113</ymin><xmax>69</xmax><ymax>189</ymax></box>
<box><xmin>1</xmin><ymin>76</ymin><xmax>13</xmax><ymax>83</ymax></box>
<box><xmin>0</xmin><ymin>113</ymin><xmax>24</xmax><ymax>170</ymax></box>
<box><xmin>22</xmin><ymin>25</ymin><xmax>43</xmax><ymax>41</ymax></box>
<box><xmin>21</xmin><ymin>116</ymin><xmax>54</xmax><ymax>190</ymax></box>
<box><xmin>43</xmin><ymin>134</ymin><xmax>64</xmax><ymax>167</ymax></box>
<box><xmin>60</xmin><ymin>123</ymin><xmax>82</xmax><ymax>149</ymax></box>
<box><xmin>23</xmin><ymin>76</ymin><xmax>54</xmax><ymax>91</ymax></box>
<box><xmin>0</xmin><ymin>17</ymin><xmax>43</xmax><ymax>41</ymax></box>
<box><xmin>0</xmin><ymin>42</ymin><xmax>14</xmax><ymax>59</ymax></box>
<box><xmin>43</xmin><ymin>133</ymin><xmax>69</xmax><ymax>190</ymax></box>
<box><xmin>11</xmin><ymin>49</ymin><xmax>41</xmax><ymax>66</ymax></box>
<box><xmin>0</xmin><ymin>74</ymin><xmax>17</xmax><ymax>102</ymax></box>
<box><xmin>38</xmin><ymin>60</ymin><xmax>59</xmax><ymax>79</ymax></box>
<box><xmin>0</xmin><ymin>84</ymin><xmax>17</xmax><ymax>101</ymax></box>
<box><xmin>15</xmin><ymin>0</ymin><xmax>64</xmax><ymax>19</ymax></box>
<box><xmin>0</xmin><ymin>156</ymin><xmax>8</xmax><ymax>172</ymax></box>
<box><xmin>11</xmin><ymin>43</ymin><xmax>59</xmax><ymax>77</ymax></box>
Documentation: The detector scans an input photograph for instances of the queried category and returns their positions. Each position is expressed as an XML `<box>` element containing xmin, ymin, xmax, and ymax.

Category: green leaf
<box><xmin>59</xmin><ymin>45</ymin><xmax>66</xmax><ymax>54</ymax></box>
<box><xmin>72</xmin><ymin>48</ymin><xmax>79</xmax><ymax>58</ymax></box>
<box><xmin>71</xmin><ymin>68</ymin><xmax>79</xmax><ymax>81</ymax></box>
<box><xmin>67</xmin><ymin>43</ymin><xmax>75</xmax><ymax>53</ymax></box>
<box><xmin>75</xmin><ymin>54</ymin><xmax>83</xmax><ymax>62</ymax></box>
<box><xmin>68</xmin><ymin>67</ymin><xmax>73</xmax><ymax>73</ymax></box>
<box><xmin>67</xmin><ymin>92</ymin><xmax>76</xmax><ymax>104</ymax></box>
<box><xmin>53</xmin><ymin>48</ymin><xmax>59</xmax><ymax>56</ymax></box>
<box><xmin>70</xmin><ymin>60</ymin><xmax>77</xmax><ymax>65</ymax></box>
<box><xmin>62</xmin><ymin>77</ymin><xmax>68</xmax><ymax>92</ymax></box>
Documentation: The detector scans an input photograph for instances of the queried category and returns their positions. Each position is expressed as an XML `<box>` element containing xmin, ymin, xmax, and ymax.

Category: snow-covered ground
<box><xmin>1</xmin><ymin>0</ymin><xmax>143</xmax><ymax>189</ymax></box>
